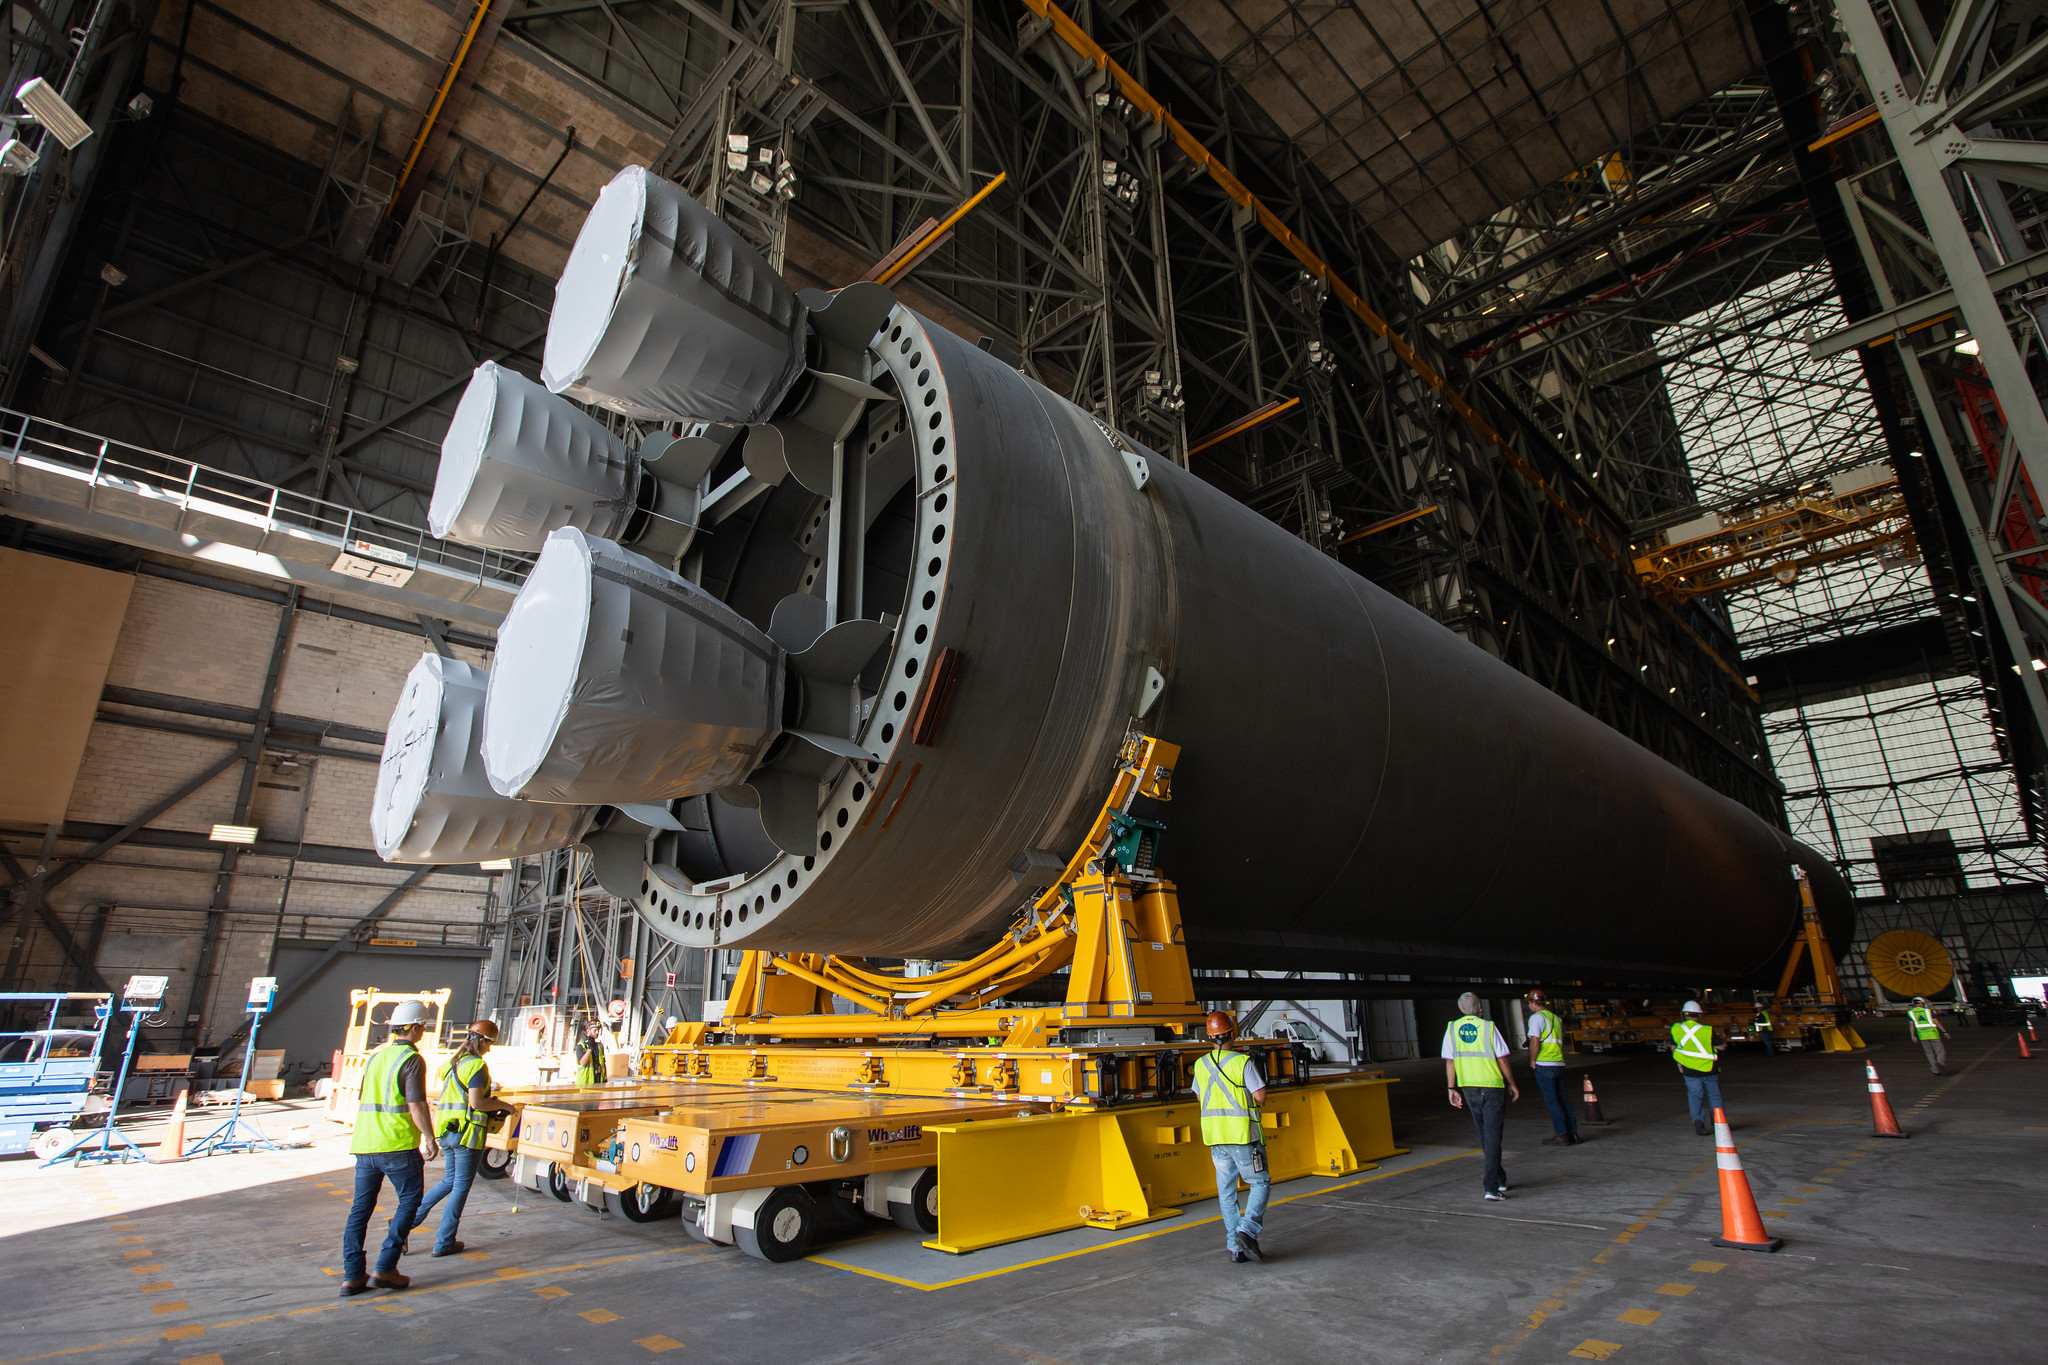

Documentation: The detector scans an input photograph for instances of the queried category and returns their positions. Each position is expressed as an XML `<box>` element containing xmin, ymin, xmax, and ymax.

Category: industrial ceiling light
<box><xmin>15</xmin><ymin>77</ymin><xmax>92</xmax><ymax>149</ymax></box>
<box><xmin>1954</xmin><ymin>336</ymin><xmax>1980</xmax><ymax>355</ymax></box>
<box><xmin>0</xmin><ymin>139</ymin><xmax>36</xmax><ymax>175</ymax></box>
<box><xmin>209</xmin><ymin>824</ymin><xmax>259</xmax><ymax>845</ymax></box>
<box><xmin>478</xmin><ymin>858</ymin><xmax>513</xmax><ymax>870</ymax></box>
<box><xmin>373</xmin><ymin>653</ymin><xmax>595</xmax><ymax>863</ymax></box>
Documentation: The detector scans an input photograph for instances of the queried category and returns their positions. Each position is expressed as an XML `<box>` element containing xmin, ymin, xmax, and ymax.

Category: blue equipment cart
<box><xmin>0</xmin><ymin>992</ymin><xmax>114</xmax><ymax>1157</ymax></box>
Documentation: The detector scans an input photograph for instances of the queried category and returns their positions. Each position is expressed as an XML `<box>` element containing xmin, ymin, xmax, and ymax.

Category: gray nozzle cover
<box><xmin>373</xmin><ymin>653</ymin><xmax>596</xmax><ymax>863</ymax></box>
<box><xmin>482</xmin><ymin>528</ymin><xmax>786</xmax><ymax>805</ymax></box>
<box><xmin>430</xmin><ymin>361</ymin><xmax>638</xmax><ymax>552</ymax></box>
<box><xmin>542</xmin><ymin>165</ymin><xmax>808</xmax><ymax>424</ymax></box>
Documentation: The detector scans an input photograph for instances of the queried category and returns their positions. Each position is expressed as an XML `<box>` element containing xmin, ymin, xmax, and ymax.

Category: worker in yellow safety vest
<box><xmin>1194</xmin><ymin>1009</ymin><xmax>1269</xmax><ymax>1264</ymax></box>
<box><xmin>1443</xmin><ymin>992</ymin><xmax>1520</xmax><ymax>1199</ymax></box>
<box><xmin>1908</xmin><ymin>997</ymin><xmax>1951</xmax><ymax>1075</ymax></box>
<box><xmin>341</xmin><ymin>1000</ymin><xmax>440</xmax><ymax>1296</ymax></box>
<box><xmin>1522</xmin><ymin>989</ymin><xmax>1579</xmax><ymax>1146</ymax></box>
<box><xmin>575</xmin><ymin>1019</ymin><xmax>606</xmax><ymax>1085</ymax></box>
<box><xmin>407</xmin><ymin>1020</ymin><xmax>516</xmax><ymax>1256</ymax></box>
<box><xmin>1671</xmin><ymin>1000</ymin><xmax>1726</xmax><ymax>1136</ymax></box>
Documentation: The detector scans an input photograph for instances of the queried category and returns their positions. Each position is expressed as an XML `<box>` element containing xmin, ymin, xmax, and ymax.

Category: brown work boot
<box><xmin>339</xmin><ymin>1278</ymin><xmax>369</xmax><ymax>1297</ymax></box>
<box><xmin>369</xmin><ymin>1270</ymin><xmax>411</xmax><ymax>1290</ymax></box>
<box><xmin>430</xmin><ymin>1241</ymin><xmax>466</xmax><ymax>1257</ymax></box>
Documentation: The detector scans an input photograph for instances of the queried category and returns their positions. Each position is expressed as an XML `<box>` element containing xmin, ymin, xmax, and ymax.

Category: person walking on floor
<box><xmin>575</xmin><ymin>1020</ymin><xmax>605</xmax><ymax>1086</ymax></box>
<box><xmin>1908</xmin><ymin>996</ymin><xmax>1951</xmax><ymax>1075</ymax></box>
<box><xmin>1522</xmin><ymin>990</ymin><xmax>1578</xmax><ymax>1146</ymax></box>
<box><xmin>1672</xmin><ymin>1000</ymin><xmax>1726</xmax><ymax>1135</ymax></box>
<box><xmin>1444</xmin><ymin>992</ymin><xmax>1520</xmax><ymax>1199</ymax></box>
<box><xmin>1193</xmin><ymin>1009</ymin><xmax>1269</xmax><ymax>1264</ymax></box>
<box><xmin>407</xmin><ymin>1020</ymin><xmax>515</xmax><ymax>1256</ymax></box>
<box><xmin>341</xmin><ymin>1000</ymin><xmax>438</xmax><ymax>1295</ymax></box>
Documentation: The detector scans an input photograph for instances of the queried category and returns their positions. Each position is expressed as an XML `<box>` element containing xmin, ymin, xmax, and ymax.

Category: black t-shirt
<box><xmin>576</xmin><ymin>1036</ymin><xmax>603</xmax><ymax>1068</ymax></box>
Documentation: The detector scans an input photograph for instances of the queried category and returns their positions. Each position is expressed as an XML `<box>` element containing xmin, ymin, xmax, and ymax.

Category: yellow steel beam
<box><xmin>1186</xmin><ymin>395</ymin><xmax>1301</xmax><ymax>457</ymax></box>
<box><xmin>876</xmin><ymin>171</ymin><xmax>1008</xmax><ymax>285</ymax></box>
<box><xmin>389</xmin><ymin>0</ymin><xmax>498</xmax><ymax>213</ymax></box>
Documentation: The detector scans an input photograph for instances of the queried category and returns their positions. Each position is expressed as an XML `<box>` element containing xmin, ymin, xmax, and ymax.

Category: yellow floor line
<box><xmin>808</xmin><ymin>1149</ymin><xmax>1476</xmax><ymax>1291</ymax></box>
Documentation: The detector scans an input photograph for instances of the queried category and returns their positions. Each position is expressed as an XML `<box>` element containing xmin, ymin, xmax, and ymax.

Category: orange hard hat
<box><xmin>1524</xmin><ymin>989</ymin><xmax>1548</xmax><ymax>1007</ymax></box>
<box><xmin>467</xmin><ymin>1020</ymin><xmax>500</xmax><ymax>1043</ymax></box>
<box><xmin>1205</xmin><ymin>1010</ymin><xmax>1234</xmax><ymax>1039</ymax></box>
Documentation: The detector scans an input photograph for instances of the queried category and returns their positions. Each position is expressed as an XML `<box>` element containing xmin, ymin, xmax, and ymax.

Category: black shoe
<box><xmin>1230</xmin><ymin>1249</ymin><xmax>1247</xmax><ymax>1264</ymax></box>
<box><xmin>1693</xmin><ymin>1121</ymin><xmax>1709</xmax><ymax>1136</ymax></box>
<box><xmin>1566</xmin><ymin>1132</ymin><xmax>1581</xmax><ymax>1145</ymax></box>
<box><xmin>1241</xmin><ymin>1235</ymin><xmax>1264</xmax><ymax>1263</ymax></box>
<box><xmin>1541</xmin><ymin>1136</ymin><xmax>1563</xmax><ymax>1145</ymax></box>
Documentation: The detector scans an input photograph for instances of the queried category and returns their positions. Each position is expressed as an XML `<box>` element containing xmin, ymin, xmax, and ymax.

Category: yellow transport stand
<box><xmin>1771</xmin><ymin>866</ymin><xmax>1867</xmax><ymax>1053</ymax></box>
<box><xmin>605</xmin><ymin>733</ymin><xmax>1402</xmax><ymax>1260</ymax></box>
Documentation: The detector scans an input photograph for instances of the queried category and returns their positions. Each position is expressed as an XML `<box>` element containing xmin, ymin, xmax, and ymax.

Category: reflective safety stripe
<box><xmin>1530</xmin><ymin>1009</ymin><xmax>1565</xmax><ymax>1065</ymax></box>
<box><xmin>350</xmin><ymin>1041</ymin><xmax>421</xmax><ymax>1154</ymax></box>
<box><xmin>1672</xmin><ymin>1021</ymin><xmax>1717</xmax><ymax>1072</ymax></box>
<box><xmin>1449</xmin><ymin>1016</ymin><xmax>1505</xmax><ymax>1087</ymax></box>
<box><xmin>1194</xmin><ymin>1048</ymin><xmax>1257</xmax><ymax>1146</ymax></box>
<box><xmin>436</xmin><ymin>1054</ymin><xmax>489</xmax><ymax>1149</ymax></box>
<box><xmin>1716</xmin><ymin>1150</ymin><xmax>1744</xmax><ymax>1170</ymax></box>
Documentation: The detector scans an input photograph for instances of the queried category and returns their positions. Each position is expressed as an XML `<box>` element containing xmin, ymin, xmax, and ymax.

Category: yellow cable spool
<box><xmin>1865</xmin><ymin>929</ymin><xmax>1953</xmax><ymax>997</ymax></box>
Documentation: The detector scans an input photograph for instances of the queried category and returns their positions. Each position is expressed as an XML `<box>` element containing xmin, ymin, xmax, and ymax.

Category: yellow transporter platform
<box><xmin>603</xmin><ymin>1071</ymin><xmax>1399</xmax><ymax>1260</ymax></box>
<box><xmin>488</xmin><ymin>1080</ymin><xmax>709</xmax><ymax>1192</ymax></box>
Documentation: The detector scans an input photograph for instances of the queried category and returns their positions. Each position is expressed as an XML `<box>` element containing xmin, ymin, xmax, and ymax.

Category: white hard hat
<box><xmin>388</xmin><ymin>1000</ymin><xmax>431</xmax><ymax>1026</ymax></box>
<box><xmin>1913</xmin><ymin>997</ymin><xmax>1926</xmax><ymax>1004</ymax></box>
<box><xmin>1681</xmin><ymin>1000</ymin><xmax>1704</xmax><ymax>1014</ymax></box>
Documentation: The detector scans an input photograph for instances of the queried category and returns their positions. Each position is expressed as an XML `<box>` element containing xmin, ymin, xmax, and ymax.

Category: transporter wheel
<box><xmin>890</xmin><ymin>1168</ymin><xmax>939</xmax><ymax>1234</ymax></box>
<box><xmin>31</xmin><ymin>1128</ymin><xmax>74</xmax><ymax>1160</ymax></box>
<box><xmin>681</xmin><ymin>1199</ymin><xmax>711</xmax><ymax>1242</ymax></box>
<box><xmin>619</xmin><ymin>1182</ymin><xmax>674</xmax><ymax>1223</ymax></box>
<box><xmin>546</xmin><ymin>1162</ymin><xmax>573</xmax><ymax>1202</ymax></box>
<box><xmin>735</xmin><ymin>1186</ymin><xmax>814</xmax><ymax>1263</ymax></box>
<box><xmin>478</xmin><ymin>1147</ymin><xmax>511</xmax><ymax>1181</ymax></box>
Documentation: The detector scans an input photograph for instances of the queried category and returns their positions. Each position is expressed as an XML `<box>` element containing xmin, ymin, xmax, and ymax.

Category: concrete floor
<box><xmin>3</xmin><ymin>1015</ymin><xmax>2042</xmax><ymax>1364</ymax></box>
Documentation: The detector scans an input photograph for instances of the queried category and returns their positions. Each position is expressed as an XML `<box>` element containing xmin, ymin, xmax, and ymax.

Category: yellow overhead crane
<box><xmin>509</xmin><ymin>733</ymin><xmax>1401</xmax><ymax>1261</ymax></box>
<box><xmin>1632</xmin><ymin>463</ymin><xmax>1913</xmax><ymax>601</ymax></box>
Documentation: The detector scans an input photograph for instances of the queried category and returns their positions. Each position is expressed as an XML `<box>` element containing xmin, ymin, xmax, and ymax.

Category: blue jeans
<box><xmin>1210</xmin><ymin>1142</ymin><xmax>1271</xmax><ymax>1251</ymax></box>
<box><xmin>1461</xmin><ymin>1086</ymin><xmax>1508</xmax><ymax>1192</ymax></box>
<box><xmin>1532</xmin><ymin>1066</ymin><xmax>1577</xmax><ymax>1138</ymax></box>
<box><xmin>1683</xmin><ymin>1071</ymin><xmax>1725</xmax><ymax>1127</ymax></box>
<box><xmin>343</xmin><ymin>1149</ymin><xmax>424</xmax><ymax>1280</ymax></box>
<box><xmin>413</xmin><ymin>1143</ymin><xmax>481</xmax><ymax>1252</ymax></box>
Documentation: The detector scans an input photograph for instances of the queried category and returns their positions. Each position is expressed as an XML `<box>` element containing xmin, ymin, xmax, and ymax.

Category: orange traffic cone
<box><xmin>157</xmin><ymin>1087</ymin><xmax>190</xmax><ymax>1162</ymax></box>
<box><xmin>1865</xmin><ymin>1062</ymin><xmax>1909</xmax><ymax>1139</ymax></box>
<box><xmin>1580</xmin><ymin>1073</ymin><xmax>1610</xmax><ymax>1125</ymax></box>
<box><xmin>2019</xmin><ymin>1031</ymin><xmax>2035</xmax><ymax>1059</ymax></box>
<box><xmin>1709</xmin><ymin>1108</ymin><xmax>1782</xmax><ymax>1253</ymax></box>
<box><xmin>2029</xmin><ymin>1020</ymin><xmax>2039</xmax><ymax>1044</ymax></box>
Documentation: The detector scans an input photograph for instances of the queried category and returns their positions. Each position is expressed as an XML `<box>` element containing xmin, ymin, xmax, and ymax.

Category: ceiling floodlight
<box><xmin>1955</xmin><ymin>336</ymin><xmax>1980</xmax><ymax>355</ymax></box>
<box><xmin>16</xmin><ymin>77</ymin><xmax>92</xmax><ymax>149</ymax></box>
<box><xmin>0</xmin><ymin>139</ymin><xmax>37</xmax><ymax>175</ymax></box>
<box><xmin>541</xmin><ymin>165</ymin><xmax>807</xmax><ymax>424</ymax></box>
<box><xmin>478</xmin><ymin>858</ymin><xmax>513</xmax><ymax>870</ymax></box>
<box><xmin>209</xmin><ymin>824</ymin><xmax>259</xmax><ymax>845</ymax></box>
<box><xmin>373</xmin><ymin>653</ymin><xmax>595</xmax><ymax>863</ymax></box>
